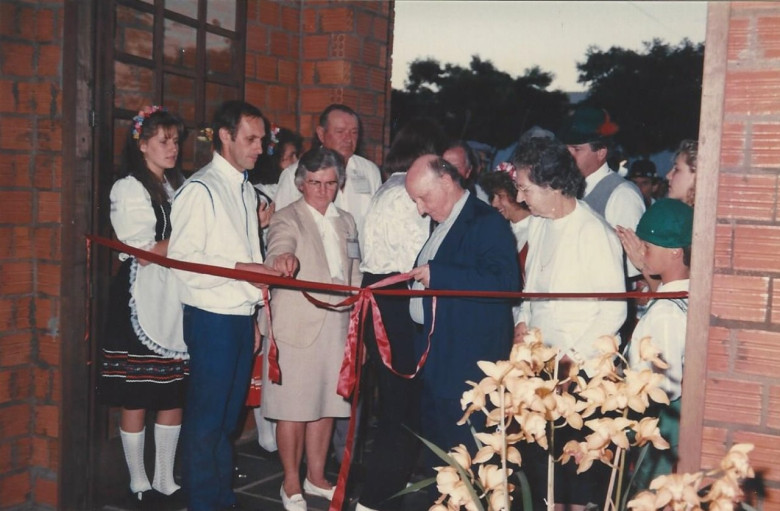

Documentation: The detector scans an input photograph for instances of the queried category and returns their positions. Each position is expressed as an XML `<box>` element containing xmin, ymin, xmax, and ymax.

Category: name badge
<box><xmin>347</xmin><ymin>237</ymin><xmax>361</xmax><ymax>260</ymax></box>
<box><xmin>350</xmin><ymin>175</ymin><xmax>372</xmax><ymax>194</ymax></box>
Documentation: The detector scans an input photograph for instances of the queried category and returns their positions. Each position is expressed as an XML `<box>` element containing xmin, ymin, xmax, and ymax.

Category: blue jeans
<box><xmin>181</xmin><ymin>306</ymin><xmax>254</xmax><ymax>511</ymax></box>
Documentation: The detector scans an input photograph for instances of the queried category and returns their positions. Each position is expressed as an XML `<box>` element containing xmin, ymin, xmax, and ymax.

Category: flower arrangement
<box><xmin>627</xmin><ymin>442</ymin><xmax>755</xmax><ymax>511</ymax></box>
<box><xmin>428</xmin><ymin>330</ymin><xmax>755</xmax><ymax>511</ymax></box>
<box><xmin>132</xmin><ymin>105</ymin><xmax>166</xmax><ymax>140</ymax></box>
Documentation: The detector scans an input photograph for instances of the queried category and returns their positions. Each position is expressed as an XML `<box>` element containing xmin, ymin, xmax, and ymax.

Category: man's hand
<box><xmin>513</xmin><ymin>321</ymin><xmax>528</xmax><ymax>344</ymax></box>
<box><xmin>272</xmin><ymin>253</ymin><xmax>299</xmax><ymax>277</ymax></box>
<box><xmin>409</xmin><ymin>264</ymin><xmax>431</xmax><ymax>288</ymax></box>
<box><xmin>235</xmin><ymin>262</ymin><xmax>283</xmax><ymax>289</ymax></box>
<box><xmin>258</xmin><ymin>201</ymin><xmax>275</xmax><ymax>229</ymax></box>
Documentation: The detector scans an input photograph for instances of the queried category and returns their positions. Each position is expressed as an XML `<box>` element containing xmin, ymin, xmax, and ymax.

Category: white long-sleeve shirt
<box><xmin>517</xmin><ymin>201</ymin><xmax>627</xmax><ymax>364</ymax></box>
<box><xmin>627</xmin><ymin>279</ymin><xmax>689</xmax><ymax>401</ymax></box>
<box><xmin>168</xmin><ymin>151</ymin><xmax>264</xmax><ymax>316</ymax></box>
<box><xmin>273</xmin><ymin>153</ymin><xmax>381</xmax><ymax>238</ymax></box>
<box><xmin>359</xmin><ymin>172</ymin><xmax>430</xmax><ymax>274</ymax></box>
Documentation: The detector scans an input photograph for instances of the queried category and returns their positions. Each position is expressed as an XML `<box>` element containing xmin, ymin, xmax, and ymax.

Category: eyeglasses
<box><xmin>304</xmin><ymin>179</ymin><xmax>339</xmax><ymax>189</ymax></box>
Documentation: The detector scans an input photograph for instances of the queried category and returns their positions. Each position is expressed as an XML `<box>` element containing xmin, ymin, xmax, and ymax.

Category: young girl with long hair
<box><xmin>100</xmin><ymin>106</ymin><xmax>188</xmax><ymax>505</ymax></box>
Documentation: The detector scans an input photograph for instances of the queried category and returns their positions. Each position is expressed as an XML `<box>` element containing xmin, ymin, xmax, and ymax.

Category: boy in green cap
<box><xmin>626</xmin><ymin>198</ymin><xmax>693</xmax><ymax>492</ymax></box>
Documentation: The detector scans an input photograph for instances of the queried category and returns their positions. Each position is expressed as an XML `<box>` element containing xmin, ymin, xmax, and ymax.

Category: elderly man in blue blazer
<box><xmin>406</xmin><ymin>154</ymin><xmax>519</xmax><ymax>466</ymax></box>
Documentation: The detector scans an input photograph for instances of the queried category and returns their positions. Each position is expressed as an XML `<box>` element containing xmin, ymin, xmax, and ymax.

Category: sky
<box><xmin>391</xmin><ymin>1</ymin><xmax>707</xmax><ymax>92</ymax></box>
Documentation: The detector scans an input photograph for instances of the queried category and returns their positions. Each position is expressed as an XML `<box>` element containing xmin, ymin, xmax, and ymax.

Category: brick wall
<box><xmin>0</xmin><ymin>1</ymin><xmax>63</xmax><ymax>509</ymax></box>
<box><xmin>246</xmin><ymin>0</ymin><xmax>392</xmax><ymax>162</ymax></box>
<box><xmin>246</xmin><ymin>0</ymin><xmax>302</xmax><ymax>132</ymax></box>
<box><xmin>704</xmin><ymin>3</ymin><xmax>780</xmax><ymax>509</ymax></box>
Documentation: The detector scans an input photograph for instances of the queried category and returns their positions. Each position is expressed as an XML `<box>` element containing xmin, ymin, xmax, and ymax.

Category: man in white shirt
<box><xmin>559</xmin><ymin>107</ymin><xmax>645</xmax><ymax>275</ymax></box>
<box><xmin>273</xmin><ymin>104</ymin><xmax>381</xmax><ymax>238</ymax></box>
<box><xmin>168</xmin><ymin>100</ymin><xmax>280</xmax><ymax>511</ymax></box>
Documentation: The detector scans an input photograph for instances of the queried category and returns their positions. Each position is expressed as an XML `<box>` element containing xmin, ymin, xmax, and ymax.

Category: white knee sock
<box><xmin>152</xmin><ymin>423</ymin><xmax>181</xmax><ymax>496</ymax></box>
<box><xmin>120</xmin><ymin>428</ymin><xmax>152</xmax><ymax>494</ymax></box>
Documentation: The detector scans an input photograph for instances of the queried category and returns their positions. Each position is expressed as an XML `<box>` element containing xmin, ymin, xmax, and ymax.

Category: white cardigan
<box><xmin>517</xmin><ymin>201</ymin><xmax>627</xmax><ymax>363</ymax></box>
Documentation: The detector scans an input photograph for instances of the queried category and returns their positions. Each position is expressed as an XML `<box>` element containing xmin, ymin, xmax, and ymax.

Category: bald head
<box><xmin>405</xmin><ymin>154</ymin><xmax>465</xmax><ymax>223</ymax></box>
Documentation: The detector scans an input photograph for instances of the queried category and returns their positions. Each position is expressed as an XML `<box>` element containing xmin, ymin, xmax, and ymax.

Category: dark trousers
<box><xmin>358</xmin><ymin>272</ymin><xmax>423</xmax><ymax>510</ymax></box>
<box><xmin>181</xmin><ymin>306</ymin><xmax>254</xmax><ymax>511</ymax></box>
<box><xmin>419</xmin><ymin>387</ymin><xmax>484</xmax><ymax>473</ymax></box>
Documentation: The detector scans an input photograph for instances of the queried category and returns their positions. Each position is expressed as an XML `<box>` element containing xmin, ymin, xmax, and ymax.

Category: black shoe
<box><xmin>129</xmin><ymin>489</ymin><xmax>154</xmax><ymax>508</ymax></box>
<box><xmin>152</xmin><ymin>489</ymin><xmax>187</xmax><ymax>510</ymax></box>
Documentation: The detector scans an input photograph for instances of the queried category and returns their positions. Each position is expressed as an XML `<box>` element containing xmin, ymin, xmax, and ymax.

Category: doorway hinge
<box><xmin>89</xmin><ymin>110</ymin><xmax>97</xmax><ymax>128</ymax></box>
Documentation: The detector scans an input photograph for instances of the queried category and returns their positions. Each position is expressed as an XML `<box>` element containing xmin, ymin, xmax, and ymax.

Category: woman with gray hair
<box><xmin>260</xmin><ymin>147</ymin><xmax>362</xmax><ymax>511</ymax></box>
<box><xmin>512</xmin><ymin>137</ymin><xmax>626</xmax><ymax>511</ymax></box>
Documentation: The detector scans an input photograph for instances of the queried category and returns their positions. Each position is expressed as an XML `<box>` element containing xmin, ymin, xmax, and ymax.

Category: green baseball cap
<box><xmin>636</xmin><ymin>198</ymin><xmax>694</xmax><ymax>248</ymax></box>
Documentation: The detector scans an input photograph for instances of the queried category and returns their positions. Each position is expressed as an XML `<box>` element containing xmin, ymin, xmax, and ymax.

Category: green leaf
<box><xmin>389</xmin><ymin>477</ymin><xmax>437</xmax><ymax>499</ymax></box>
<box><xmin>515</xmin><ymin>470</ymin><xmax>534</xmax><ymax>511</ymax></box>
<box><xmin>620</xmin><ymin>444</ymin><xmax>649</xmax><ymax>511</ymax></box>
<box><xmin>408</xmin><ymin>428</ymin><xmax>486</xmax><ymax>511</ymax></box>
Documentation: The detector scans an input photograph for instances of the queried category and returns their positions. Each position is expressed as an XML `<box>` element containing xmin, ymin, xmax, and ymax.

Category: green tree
<box><xmin>576</xmin><ymin>39</ymin><xmax>704</xmax><ymax>156</ymax></box>
<box><xmin>392</xmin><ymin>56</ymin><xmax>570</xmax><ymax>149</ymax></box>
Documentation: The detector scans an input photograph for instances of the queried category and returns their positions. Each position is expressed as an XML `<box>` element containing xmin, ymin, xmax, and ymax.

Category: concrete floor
<box><xmin>101</xmin><ymin>430</ymin><xmax>433</xmax><ymax>511</ymax></box>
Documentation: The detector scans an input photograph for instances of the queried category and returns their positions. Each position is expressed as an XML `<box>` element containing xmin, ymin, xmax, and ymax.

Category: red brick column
<box><xmin>298</xmin><ymin>1</ymin><xmax>392</xmax><ymax>164</ymax></box>
<box><xmin>246</xmin><ymin>1</ymin><xmax>393</xmax><ymax>164</ymax></box>
<box><xmin>0</xmin><ymin>1</ymin><xmax>63</xmax><ymax>508</ymax></box>
<box><xmin>246</xmin><ymin>0</ymin><xmax>302</xmax><ymax>132</ymax></box>
<box><xmin>703</xmin><ymin>3</ymin><xmax>780</xmax><ymax>507</ymax></box>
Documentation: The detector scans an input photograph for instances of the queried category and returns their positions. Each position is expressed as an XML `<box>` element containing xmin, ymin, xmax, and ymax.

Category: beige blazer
<box><xmin>261</xmin><ymin>198</ymin><xmax>362</xmax><ymax>348</ymax></box>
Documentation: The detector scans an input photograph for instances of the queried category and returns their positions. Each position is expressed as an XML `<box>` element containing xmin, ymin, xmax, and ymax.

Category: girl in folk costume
<box><xmin>99</xmin><ymin>106</ymin><xmax>188</xmax><ymax>504</ymax></box>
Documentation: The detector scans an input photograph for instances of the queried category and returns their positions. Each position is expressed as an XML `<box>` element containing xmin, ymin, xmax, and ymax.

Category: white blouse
<box><xmin>359</xmin><ymin>172</ymin><xmax>430</xmax><ymax>275</ymax></box>
<box><xmin>304</xmin><ymin>201</ymin><xmax>344</xmax><ymax>280</ymax></box>
<box><xmin>109</xmin><ymin>175</ymin><xmax>187</xmax><ymax>358</ymax></box>
<box><xmin>110</xmin><ymin>176</ymin><xmax>174</xmax><ymax>255</ymax></box>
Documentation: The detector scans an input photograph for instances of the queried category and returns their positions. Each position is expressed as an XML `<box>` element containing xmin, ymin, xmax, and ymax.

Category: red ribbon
<box><xmin>86</xmin><ymin>234</ymin><xmax>687</xmax><ymax>301</ymax></box>
<box><xmin>300</xmin><ymin>274</ymin><xmax>436</xmax><ymax>511</ymax></box>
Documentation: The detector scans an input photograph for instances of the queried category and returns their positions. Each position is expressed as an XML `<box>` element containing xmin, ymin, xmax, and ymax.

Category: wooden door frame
<box><xmin>677</xmin><ymin>2</ymin><xmax>730</xmax><ymax>473</ymax></box>
<box><xmin>60</xmin><ymin>0</ymin><xmax>97</xmax><ymax>508</ymax></box>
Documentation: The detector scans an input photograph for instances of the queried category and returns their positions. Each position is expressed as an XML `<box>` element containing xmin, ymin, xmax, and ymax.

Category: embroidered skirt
<box><xmin>99</xmin><ymin>259</ymin><xmax>189</xmax><ymax>410</ymax></box>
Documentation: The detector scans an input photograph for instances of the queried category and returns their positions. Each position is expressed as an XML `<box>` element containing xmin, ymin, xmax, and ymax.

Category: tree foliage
<box><xmin>391</xmin><ymin>56</ymin><xmax>571</xmax><ymax>148</ymax></box>
<box><xmin>576</xmin><ymin>39</ymin><xmax>704</xmax><ymax>156</ymax></box>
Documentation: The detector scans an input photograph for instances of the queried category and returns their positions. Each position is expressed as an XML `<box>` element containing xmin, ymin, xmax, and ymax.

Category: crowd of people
<box><xmin>100</xmin><ymin>99</ymin><xmax>697</xmax><ymax>511</ymax></box>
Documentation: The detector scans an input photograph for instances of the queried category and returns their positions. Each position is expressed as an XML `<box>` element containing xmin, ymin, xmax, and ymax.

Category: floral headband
<box><xmin>132</xmin><ymin>105</ymin><xmax>166</xmax><ymax>140</ymax></box>
<box><xmin>494</xmin><ymin>161</ymin><xmax>517</xmax><ymax>182</ymax></box>
<box><xmin>267</xmin><ymin>124</ymin><xmax>280</xmax><ymax>155</ymax></box>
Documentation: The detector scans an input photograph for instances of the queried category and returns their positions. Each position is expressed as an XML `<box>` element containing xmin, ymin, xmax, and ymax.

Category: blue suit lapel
<box><xmin>435</xmin><ymin>193</ymin><xmax>477</xmax><ymax>261</ymax></box>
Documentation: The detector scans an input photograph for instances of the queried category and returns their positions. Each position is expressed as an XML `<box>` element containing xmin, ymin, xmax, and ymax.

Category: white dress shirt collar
<box><xmin>583</xmin><ymin>162</ymin><xmax>611</xmax><ymax>196</ymax></box>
